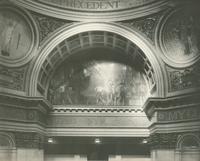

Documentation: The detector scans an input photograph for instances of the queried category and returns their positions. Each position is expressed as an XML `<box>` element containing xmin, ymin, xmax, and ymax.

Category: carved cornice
<box><xmin>0</xmin><ymin>93</ymin><xmax>52</xmax><ymax>126</ymax></box>
<box><xmin>52</xmin><ymin>106</ymin><xmax>144</xmax><ymax>114</ymax></box>
<box><xmin>143</xmin><ymin>93</ymin><xmax>200</xmax><ymax>119</ymax></box>
<box><xmin>157</xmin><ymin>106</ymin><xmax>200</xmax><ymax>123</ymax></box>
<box><xmin>47</xmin><ymin>128</ymin><xmax>150</xmax><ymax>137</ymax></box>
<box><xmin>0</xmin><ymin>93</ymin><xmax>52</xmax><ymax>113</ymax></box>
<box><xmin>0</xmin><ymin>107</ymin><xmax>47</xmax><ymax>126</ymax></box>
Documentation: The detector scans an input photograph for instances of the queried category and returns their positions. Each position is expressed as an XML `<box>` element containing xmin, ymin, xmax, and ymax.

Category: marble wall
<box><xmin>0</xmin><ymin>149</ymin><xmax>16</xmax><ymax>161</ymax></box>
<box><xmin>16</xmin><ymin>149</ymin><xmax>43</xmax><ymax>161</ymax></box>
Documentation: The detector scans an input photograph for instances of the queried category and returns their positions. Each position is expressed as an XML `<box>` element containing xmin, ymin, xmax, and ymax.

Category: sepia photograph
<box><xmin>0</xmin><ymin>0</ymin><xmax>200</xmax><ymax>161</ymax></box>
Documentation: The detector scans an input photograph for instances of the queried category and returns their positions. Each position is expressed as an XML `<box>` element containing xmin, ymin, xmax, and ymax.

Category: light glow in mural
<box><xmin>48</xmin><ymin>56</ymin><xmax>150</xmax><ymax>106</ymax></box>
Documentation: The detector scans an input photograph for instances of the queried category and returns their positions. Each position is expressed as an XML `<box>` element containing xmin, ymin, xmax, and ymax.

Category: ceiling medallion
<box><xmin>0</xmin><ymin>5</ymin><xmax>38</xmax><ymax>67</ymax></box>
<box><xmin>157</xmin><ymin>7</ymin><xmax>200</xmax><ymax>67</ymax></box>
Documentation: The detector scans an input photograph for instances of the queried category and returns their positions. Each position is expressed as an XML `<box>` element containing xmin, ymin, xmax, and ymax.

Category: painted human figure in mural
<box><xmin>95</xmin><ymin>87</ymin><xmax>104</xmax><ymax>105</ymax></box>
<box><xmin>58</xmin><ymin>83</ymin><xmax>73</xmax><ymax>105</ymax></box>
<box><xmin>0</xmin><ymin>14</ymin><xmax>17</xmax><ymax>57</ymax></box>
<box><xmin>109</xmin><ymin>82</ymin><xmax>117</xmax><ymax>105</ymax></box>
<box><xmin>174</xmin><ymin>15</ymin><xmax>199</xmax><ymax>55</ymax></box>
<box><xmin>49</xmin><ymin>60</ymin><xmax>150</xmax><ymax>106</ymax></box>
<box><xmin>185</xmin><ymin>16</ymin><xmax>194</xmax><ymax>55</ymax></box>
<box><xmin>119</xmin><ymin>82</ymin><xmax>126</xmax><ymax>105</ymax></box>
<box><xmin>181</xmin><ymin>16</ymin><xmax>195</xmax><ymax>55</ymax></box>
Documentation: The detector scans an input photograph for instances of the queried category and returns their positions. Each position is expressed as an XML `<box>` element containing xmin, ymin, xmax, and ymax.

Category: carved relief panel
<box><xmin>166</xmin><ymin>62</ymin><xmax>200</xmax><ymax>92</ymax></box>
<box><xmin>0</xmin><ymin>65</ymin><xmax>27</xmax><ymax>91</ymax></box>
<box><xmin>122</xmin><ymin>13</ymin><xmax>162</xmax><ymax>44</ymax></box>
<box><xmin>31</xmin><ymin>13</ymin><xmax>72</xmax><ymax>44</ymax></box>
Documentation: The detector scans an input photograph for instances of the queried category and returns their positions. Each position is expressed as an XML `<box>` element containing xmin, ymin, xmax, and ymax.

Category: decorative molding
<box><xmin>11</xmin><ymin>0</ymin><xmax>169</xmax><ymax>22</ymax></box>
<box><xmin>121</xmin><ymin>13</ymin><xmax>162</xmax><ymax>43</ymax></box>
<box><xmin>166</xmin><ymin>63</ymin><xmax>200</xmax><ymax>92</ymax></box>
<box><xmin>149</xmin><ymin>121</ymin><xmax>200</xmax><ymax>134</ymax></box>
<box><xmin>31</xmin><ymin>12</ymin><xmax>73</xmax><ymax>44</ymax></box>
<box><xmin>0</xmin><ymin>106</ymin><xmax>46</xmax><ymax>125</ymax></box>
<box><xmin>157</xmin><ymin>105</ymin><xmax>200</xmax><ymax>122</ymax></box>
<box><xmin>0</xmin><ymin>93</ymin><xmax>52</xmax><ymax>113</ymax></box>
<box><xmin>32</xmin><ymin>0</ymin><xmax>158</xmax><ymax>12</ymax></box>
<box><xmin>0</xmin><ymin>121</ymin><xmax>46</xmax><ymax>134</ymax></box>
<box><xmin>0</xmin><ymin>65</ymin><xmax>27</xmax><ymax>91</ymax></box>
<box><xmin>0</xmin><ymin>93</ymin><xmax>52</xmax><ymax>126</ymax></box>
<box><xmin>52</xmin><ymin>106</ymin><xmax>144</xmax><ymax>114</ymax></box>
<box><xmin>143</xmin><ymin>93</ymin><xmax>200</xmax><ymax>119</ymax></box>
<box><xmin>47</xmin><ymin>114</ymin><xmax>150</xmax><ymax>128</ymax></box>
<box><xmin>47</xmin><ymin>128</ymin><xmax>150</xmax><ymax>137</ymax></box>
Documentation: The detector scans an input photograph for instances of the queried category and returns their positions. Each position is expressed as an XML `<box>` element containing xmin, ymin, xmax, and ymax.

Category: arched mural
<box><xmin>48</xmin><ymin>48</ymin><xmax>149</xmax><ymax>106</ymax></box>
<box><xmin>29</xmin><ymin>22</ymin><xmax>164</xmax><ymax>99</ymax></box>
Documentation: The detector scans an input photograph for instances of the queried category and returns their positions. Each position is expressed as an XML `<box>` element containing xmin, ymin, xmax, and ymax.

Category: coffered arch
<box><xmin>28</xmin><ymin>22</ymin><xmax>166</xmax><ymax>99</ymax></box>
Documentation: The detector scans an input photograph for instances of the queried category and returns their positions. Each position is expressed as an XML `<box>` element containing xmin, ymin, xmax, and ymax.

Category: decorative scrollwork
<box><xmin>0</xmin><ymin>65</ymin><xmax>27</xmax><ymax>91</ymax></box>
<box><xmin>31</xmin><ymin>12</ymin><xmax>73</xmax><ymax>44</ymax></box>
<box><xmin>167</xmin><ymin>63</ymin><xmax>200</xmax><ymax>92</ymax></box>
<box><xmin>121</xmin><ymin>13</ymin><xmax>161</xmax><ymax>43</ymax></box>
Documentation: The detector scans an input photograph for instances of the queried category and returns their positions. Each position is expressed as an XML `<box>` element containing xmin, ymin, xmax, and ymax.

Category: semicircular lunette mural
<box><xmin>48</xmin><ymin>51</ymin><xmax>150</xmax><ymax>106</ymax></box>
<box><xmin>161</xmin><ymin>7</ymin><xmax>200</xmax><ymax>65</ymax></box>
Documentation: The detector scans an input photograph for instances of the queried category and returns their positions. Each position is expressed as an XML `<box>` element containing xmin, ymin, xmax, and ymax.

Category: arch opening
<box><xmin>29</xmin><ymin>23</ymin><xmax>164</xmax><ymax>104</ymax></box>
<box><xmin>177</xmin><ymin>135</ymin><xmax>200</xmax><ymax>150</ymax></box>
<box><xmin>38</xmin><ymin>31</ymin><xmax>157</xmax><ymax>107</ymax></box>
<box><xmin>0</xmin><ymin>133</ymin><xmax>15</xmax><ymax>149</ymax></box>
